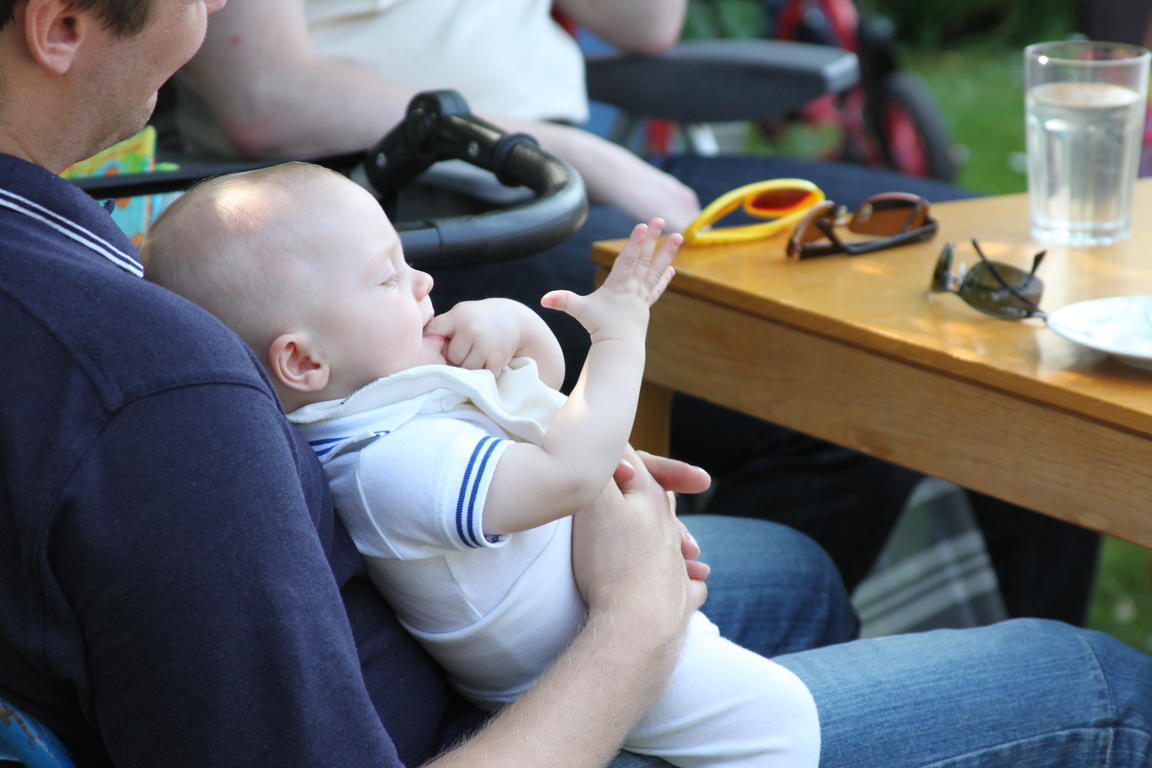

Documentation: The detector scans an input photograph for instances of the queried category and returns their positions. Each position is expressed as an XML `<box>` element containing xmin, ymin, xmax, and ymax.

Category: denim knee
<box><xmin>681</xmin><ymin>514</ymin><xmax>857</xmax><ymax>656</ymax></box>
<box><xmin>777</xmin><ymin>618</ymin><xmax>1152</xmax><ymax>767</ymax></box>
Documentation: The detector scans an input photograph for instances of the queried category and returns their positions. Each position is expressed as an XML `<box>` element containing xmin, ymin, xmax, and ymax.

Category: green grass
<box><xmin>742</xmin><ymin>46</ymin><xmax>1033</xmax><ymax>195</ymax></box>
<box><xmin>905</xmin><ymin>46</ymin><xmax>1028</xmax><ymax>195</ymax></box>
<box><xmin>1089</xmin><ymin>538</ymin><xmax>1152</xmax><ymax>652</ymax></box>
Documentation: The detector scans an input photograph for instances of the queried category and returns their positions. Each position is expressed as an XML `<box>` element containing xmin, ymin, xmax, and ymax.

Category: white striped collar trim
<box><xmin>0</xmin><ymin>187</ymin><xmax>144</xmax><ymax>277</ymax></box>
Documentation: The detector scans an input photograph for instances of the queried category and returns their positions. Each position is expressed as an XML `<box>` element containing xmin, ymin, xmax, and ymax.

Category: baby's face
<box><xmin>308</xmin><ymin>180</ymin><xmax>448</xmax><ymax>395</ymax></box>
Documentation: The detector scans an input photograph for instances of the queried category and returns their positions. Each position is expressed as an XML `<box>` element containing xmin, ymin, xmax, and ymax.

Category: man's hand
<box><xmin>540</xmin><ymin>218</ymin><xmax>679</xmax><ymax>343</ymax></box>
<box><xmin>432</xmin><ymin>454</ymin><xmax>707</xmax><ymax>768</ymax></box>
<box><xmin>572</xmin><ymin>447</ymin><xmax>708</xmax><ymax>637</ymax></box>
<box><xmin>614</xmin><ymin>448</ymin><xmax>711</xmax><ymax>582</ymax></box>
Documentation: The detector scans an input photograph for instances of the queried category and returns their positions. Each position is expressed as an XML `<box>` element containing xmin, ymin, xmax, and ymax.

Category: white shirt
<box><xmin>306</xmin><ymin>0</ymin><xmax>588</xmax><ymax>123</ymax></box>
<box><xmin>176</xmin><ymin>0</ymin><xmax>588</xmax><ymax>156</ymax></box>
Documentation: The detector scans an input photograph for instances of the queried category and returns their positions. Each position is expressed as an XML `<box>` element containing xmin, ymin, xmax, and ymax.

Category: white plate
<box><xmin>1047</xmin><ymin>295</ymin><xmax>1152</xmax><ymax>370</ymax></box>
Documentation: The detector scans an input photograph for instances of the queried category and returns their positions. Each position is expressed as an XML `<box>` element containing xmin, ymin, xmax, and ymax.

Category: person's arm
<box><xmin>423</xmin><ymin>298</ymin><xmax>566</xmax><ymax>389</ymax></box>
<box><xmin>183</xmin><ymin>0</ymin><xmax>701</xmax><ymax>228</ymax></box>
<box><xmin>180</xmin><ymin>0</ymin><xmax>413</xmax><ymax>157</ymax></box>
<box><xmin>427</xmin><ymin>451</ymin><xmax>708</xmax><ymax>768</ymax></box>
<box><xmin>481</xmin><ymin>221</ymin><xmax>679</xmax><ymax>535</ymax></box>
<box><xmin>554</xmin><ymin>0</ymin><xmax>688</xmax><ymax>54</ymax></box>
<box><xmin>523</xmin><ymin>123</ymin><xmax>701</xmax><ymax>230</ymax></box>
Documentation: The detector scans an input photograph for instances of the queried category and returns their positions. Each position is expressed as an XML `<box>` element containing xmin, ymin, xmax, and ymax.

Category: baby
<box><xmin>143</xmin><ymin>162</ymin><xmax>819</xmax><ymax>767</ymax></box>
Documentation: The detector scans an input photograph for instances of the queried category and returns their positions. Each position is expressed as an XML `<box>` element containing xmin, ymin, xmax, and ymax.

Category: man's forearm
<box><xmin>185</xmin><ymin>52</ymin><xmax>412</xmax><ymax>158</ymax></box>
<box><xmin>427</xmin><ymin>606</ymin><xmax>679</xmax><ymax>768</ymax></box>
<box><xmin>431</xmin><ymin>465</ymin><xmax>698</xmax><ymax>768</ymax></box>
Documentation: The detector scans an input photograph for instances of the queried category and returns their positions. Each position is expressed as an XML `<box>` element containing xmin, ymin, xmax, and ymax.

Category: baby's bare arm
<box><xmin>484</xmin><ymin>219</ymin><xmax>679</xmax><ymax>535</ymax></box>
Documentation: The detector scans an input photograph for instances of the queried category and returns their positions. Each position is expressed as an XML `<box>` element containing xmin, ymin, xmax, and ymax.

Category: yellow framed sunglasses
<box><xmin>683</xmin><ymin>179</ymin><xmax>826</xmax><ymax>245</ymax></box>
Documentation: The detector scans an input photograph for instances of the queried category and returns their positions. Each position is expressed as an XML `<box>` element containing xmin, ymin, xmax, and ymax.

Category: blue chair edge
<box><xmin>0</xmin><ymin>696</ymin><xmax>75</xmax><ymax>768</ymax></box>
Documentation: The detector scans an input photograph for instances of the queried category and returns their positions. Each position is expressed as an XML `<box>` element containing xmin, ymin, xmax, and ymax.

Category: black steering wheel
<box><xmin>359</xmin><ymin>90</ymin><xmax>587</xmax><ymax>269</ymax></box>
<box><xmin>71</xmin><ymin>90</ymin><xmax>588</xmax><ymax>270</ymax></box>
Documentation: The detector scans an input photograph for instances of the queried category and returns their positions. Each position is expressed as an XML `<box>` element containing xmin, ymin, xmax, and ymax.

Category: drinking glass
<box><xmin>1025</xmin><ymin>40</ymin><xmax>1150</xmax><ymax>246</ymax></box>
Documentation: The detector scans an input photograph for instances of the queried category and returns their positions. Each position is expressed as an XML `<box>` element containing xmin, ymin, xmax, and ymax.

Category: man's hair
<box><xmin>0</xmin><ymin>0</ymin><xmax>152</xmax><ymax>36</ymax></box>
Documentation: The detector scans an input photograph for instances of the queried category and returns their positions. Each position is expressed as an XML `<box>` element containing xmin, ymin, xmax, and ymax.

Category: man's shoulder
<box><xmin>2</xmin><ymin>246</ymin><xmax>270</xmax><ymax>409</ymax></box>
<box><xmin>0</xmin><ymin>159</ymin><xmax>272</xmax><ymax>408</ymax></box>
<box><xmin>102</xmin><ymin>276</ymin><xmax>271</xmax><ymax>399</ymax></box>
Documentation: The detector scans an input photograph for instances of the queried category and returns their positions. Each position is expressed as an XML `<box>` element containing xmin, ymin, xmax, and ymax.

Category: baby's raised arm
<box><xmin>483</xmin><ymin>219</ymin><xmax>679</xmax><ymax>535</ymax></box>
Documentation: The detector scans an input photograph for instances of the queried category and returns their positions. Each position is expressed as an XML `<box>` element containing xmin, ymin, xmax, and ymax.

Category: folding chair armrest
<box><xmin>585</xmin><ymin>39</ymin><xmax>858</xmax><ymax>124</ymax></box>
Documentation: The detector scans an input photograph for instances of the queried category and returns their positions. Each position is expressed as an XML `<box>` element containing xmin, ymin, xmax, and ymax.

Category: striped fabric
<box><xmin>0</xmin><ymin>188</ymin><xmax>143</xmax><ymax>277</ymax></box>
<box><xmin>854</xmin><ymin>478</ymin><xmax>1007</xmax><ymax>638</ymax></box>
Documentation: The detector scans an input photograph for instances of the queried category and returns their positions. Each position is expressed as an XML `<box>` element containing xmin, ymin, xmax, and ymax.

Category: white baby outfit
<box><xmin>290</xmin><ymin>360</ymin><xmax>820</xmax><ymax>767</ymax></box>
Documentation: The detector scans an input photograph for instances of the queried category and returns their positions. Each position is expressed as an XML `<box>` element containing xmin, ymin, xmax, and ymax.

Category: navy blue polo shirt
<box><xmin>0</xmin><ymin>154</ymin><xmax>473</xmax><ymax>766</ymax></box>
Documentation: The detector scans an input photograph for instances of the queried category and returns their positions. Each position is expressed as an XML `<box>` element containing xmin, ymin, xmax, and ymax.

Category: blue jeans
<box><xmin>681</xmin><ymin>514</ymin><xmax>857</xmax><ymax>656</ymax></box>
<box><xmin>614</xmin><ymin>516</ymin><xmax>1152</xmax><ymax>767</ymax></box>
<box><xmin>775</xmin><ymin>620</ymin><xmax>1152</xmax><ymax>767</ymax></box>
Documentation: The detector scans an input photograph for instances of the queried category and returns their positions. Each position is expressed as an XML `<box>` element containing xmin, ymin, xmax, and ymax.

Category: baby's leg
<box><xmin>622</xmin><ymin>611</ymin><xmax>820</xmax><ymax>768</ymax></box>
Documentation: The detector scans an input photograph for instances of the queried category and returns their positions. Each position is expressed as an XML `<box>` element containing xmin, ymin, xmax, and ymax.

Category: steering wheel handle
<box><xmin>359</xmin><ymin>90</ymin><xmax>588</xmax><ymax>268</ymax></box>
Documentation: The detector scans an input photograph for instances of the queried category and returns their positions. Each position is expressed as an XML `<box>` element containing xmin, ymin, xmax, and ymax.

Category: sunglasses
<box><xmin>930</xmin><ymin>239</ymin><xmax>1047</xmax><ymax>320</ymax></box>
<box><xmin>786</xmin><ymin>193</ymin><xmax>939</xmax><ymax>259</ymax></box>
<box><xmin>683</xmin><ymin>179</ymin><xmax>826</xmax><ymax>245</ymax></box>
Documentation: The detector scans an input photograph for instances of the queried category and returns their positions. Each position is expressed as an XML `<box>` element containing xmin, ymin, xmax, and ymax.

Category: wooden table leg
<box><xmin>630</xmin><ymin>380</ymin><xmax>673</xmax><ymax>455</ymax></box>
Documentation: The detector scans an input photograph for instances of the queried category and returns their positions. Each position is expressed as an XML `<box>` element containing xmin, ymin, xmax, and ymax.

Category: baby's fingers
<box><xmin>540</xmin><ymin>289</ymin><xmax>575</xmax><ymax>314</ymax></box>
<box><xmin>649</xmin><ymin>264</ymin><xmax>675</xmax><ymax>304</ymax></box>
<box><xmin>652</xmin><ymin>231</ymin><xmax>682</xmax><ymax>274</ymax></box>
<box><xmin>611</xmin><ymin>218</ymin><xmax>664</xmax><ymax>284</ymax></box>
<box><xmin>541</xmin><ymin>289</ymin><xmax>592</xmax><ymax>325</ymax></box>
<box><xmin>644</xmin><ymin>232</ymin><xmax>681</xmax><ymax>295</ymax></box>
<box><xmin>422</xmin><ymin>312</ymin><xmax>457</xmax><ymax>339</ymax></box>
<box><xmin>443</xmin><ymin>333</ymin><xmax>476</xmax><ymax>369</ymax></box>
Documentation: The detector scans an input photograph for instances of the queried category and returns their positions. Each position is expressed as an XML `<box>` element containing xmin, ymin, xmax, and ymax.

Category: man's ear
<box><xmin>268</xmin><ymin>333</ymin><xmax>331</xmax><ymax>394</ymax></box>
<box><xmin>22</xmin><ymin>0</ymin><xmax>88</xmax><ymax>75</ymax></box>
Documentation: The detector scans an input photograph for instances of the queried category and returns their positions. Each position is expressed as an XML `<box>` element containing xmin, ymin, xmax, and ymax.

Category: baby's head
<box><xmin>143</xmin><ymin>162</ymin><xmax>445</xmax><ymax>411</ymax></box>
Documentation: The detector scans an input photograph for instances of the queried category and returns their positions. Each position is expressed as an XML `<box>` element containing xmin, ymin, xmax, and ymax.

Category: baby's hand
<box><xmin>541</xmin><ymin>218</ymin><xmax>679</xmax><ymax>342</ymax></box>
<box><xmin>423</xmin><ymin>299</ymin><xmax>528</xmax><ymax>374</ymax></box>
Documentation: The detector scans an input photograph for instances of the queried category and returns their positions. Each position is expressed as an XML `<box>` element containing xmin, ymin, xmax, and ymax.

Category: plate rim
<box><xmin>1047</xmin><ymin>294</ymin><xmax>1152</xmax><ymax>362</ymax></box>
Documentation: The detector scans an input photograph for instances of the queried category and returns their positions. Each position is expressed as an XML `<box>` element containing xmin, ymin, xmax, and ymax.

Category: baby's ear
<box><xmin>268</xmin><ymin>332</ymin><xmax>330</xmax><ymax>394</ymax></box>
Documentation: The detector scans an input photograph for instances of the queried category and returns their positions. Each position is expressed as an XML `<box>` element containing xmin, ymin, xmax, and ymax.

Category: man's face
<box><xmin>77</xmin><ymin>0</ymin><xmax>226</xmax><ymax>152</ymax></box>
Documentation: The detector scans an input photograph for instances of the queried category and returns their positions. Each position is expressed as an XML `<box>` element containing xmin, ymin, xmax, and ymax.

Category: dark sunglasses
<box><xmin>786</xmin><ymin>192</ymin><xmax>938</xmax><ymax>259</ymax></box>
<box><xmin>930</xmin><ymin>239</ymin><xmax>1047</xmax><ymax>320</ymax></box>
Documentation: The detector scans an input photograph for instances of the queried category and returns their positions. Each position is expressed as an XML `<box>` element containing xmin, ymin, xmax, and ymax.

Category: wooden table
<box><xmin>592</xmin><ymin>181</ymin><xmax>1152</xmax><ymax>549</ymax></box>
